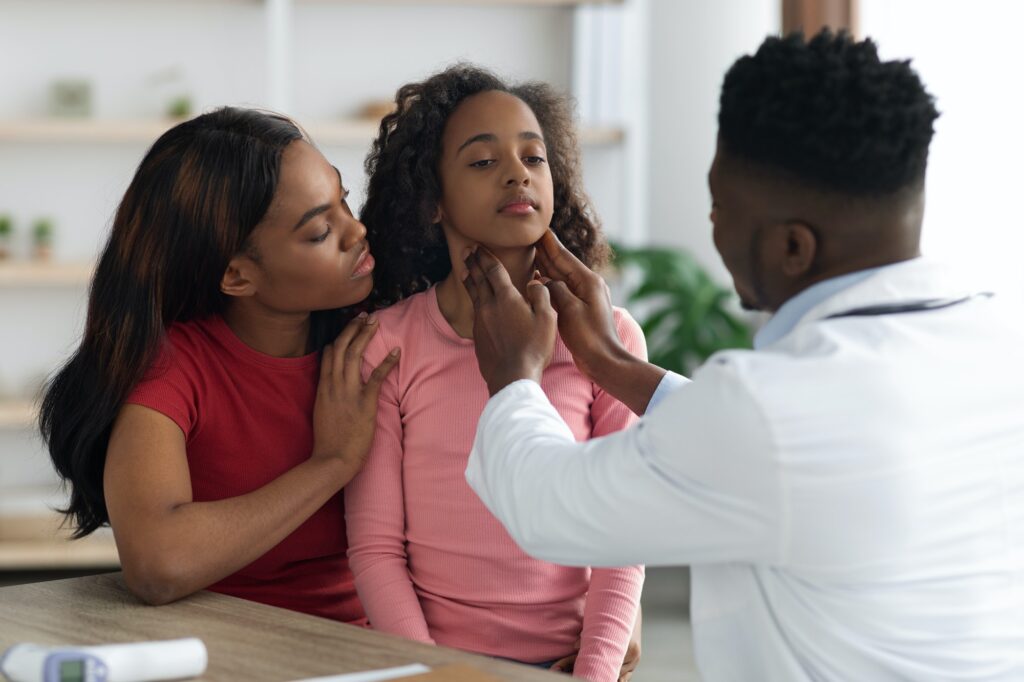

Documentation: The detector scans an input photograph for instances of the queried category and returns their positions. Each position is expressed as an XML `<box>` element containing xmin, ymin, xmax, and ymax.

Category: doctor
<box><xmin>460</xmin><ymin>31</ymin><xmax>1024</xmax><ymax>681</ymax></box>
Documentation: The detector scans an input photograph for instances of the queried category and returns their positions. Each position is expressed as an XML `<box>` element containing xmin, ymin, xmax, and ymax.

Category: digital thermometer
<box><xmin>0</xmin><ymin>638</ymin><xmax>207</xmax><ymax>682</ymax></box>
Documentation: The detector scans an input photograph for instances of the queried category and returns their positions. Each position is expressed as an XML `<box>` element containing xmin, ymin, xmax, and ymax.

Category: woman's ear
<box><xmin>780</xmin><ymin>221</ymin><xmax>817</xmax><ymax>278</ymax></box>
<box><xmin>432</xmin><ymin>203</ymin><xmax>444</xmax><ymax>226</ymax></box>
<box><xmin>220</xmin><ymin>255</ymin><xmax>258</xmax><ymax>298</ymax></box>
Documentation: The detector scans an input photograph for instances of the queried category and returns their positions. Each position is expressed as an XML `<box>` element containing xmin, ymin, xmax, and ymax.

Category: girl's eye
<box><xmin>524</xmin><ymin>156</ymin><xmax>546</xmax><ymax>165</ymax></box>
<box><xmin>470</xmin><ymin>159</ymin><xmax>495</xmax><ymax>168</ymax></box>
<box><xmin>311</xmin><ymin>226</ymin><xmax>331</xmax><ymax>243</ymax></box>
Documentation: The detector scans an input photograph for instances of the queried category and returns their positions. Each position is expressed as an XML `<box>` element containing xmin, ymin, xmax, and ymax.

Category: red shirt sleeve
<box><xmin>124</xmin><ymin>336</ymin><xmax>201</xmax><ymax>438</ymax></box>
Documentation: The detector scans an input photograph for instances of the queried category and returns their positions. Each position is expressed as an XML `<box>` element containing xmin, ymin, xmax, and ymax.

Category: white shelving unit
<box><xmin>0</xmin><ymin>0</ymin><xmax>644</xmax><ymax>571</ymax></box>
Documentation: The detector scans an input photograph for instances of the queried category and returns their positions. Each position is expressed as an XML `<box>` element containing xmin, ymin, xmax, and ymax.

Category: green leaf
<box><xmin>611</xmin><ymin>242</ymin><xmax>753</xmax><ymax>374</ymax></box>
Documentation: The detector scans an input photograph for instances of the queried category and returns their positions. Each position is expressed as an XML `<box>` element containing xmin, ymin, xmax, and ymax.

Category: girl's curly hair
<box><xmin>361</xmin><ymin>63</ymin><xmax>609</xmax><ymax>310</ymax></box>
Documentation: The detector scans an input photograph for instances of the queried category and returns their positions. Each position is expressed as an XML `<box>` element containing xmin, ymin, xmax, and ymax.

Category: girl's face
<box><xmin>235</xmin><ymin>140</ymin><xmax>374</xmax><ymax>312</ymax></box>
<box><xmin>436</xmin><ymin>90</ymin><xmax>555</xmax><ymax>251</ymax></box>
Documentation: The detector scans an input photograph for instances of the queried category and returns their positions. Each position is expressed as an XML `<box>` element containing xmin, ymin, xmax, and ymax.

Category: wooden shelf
<box><xmin>0</xmin><ymin>119</ymin><xmax>181</xmax><ymax>144</ymax></box>
<box><xmin>0</xmin><ymin>401</ymin><xmax>35</xmax><ymax>429</ymax></box>
<box><xmin>0</xmin><ymin>119</ymin><xmax>624</xmax><ymax>147</ymax></box>
<box><xmin>0</xmin><ymin>511</ymin><xmax>119</xmax><ymax>570</ymax></box>
<box><xmin>0</xmin><ymin>539</ymin><xmax>120</xmax><ymax>570</ymax></box>
<box><xmin>577</xmin><ymin>125</ymin><xmax>625</xmax><ymax>146</ymax></box>
<box><xmin>0</xmin><ymin>261</ymin><xmax>94</xmax><ymax>287</ymax></box>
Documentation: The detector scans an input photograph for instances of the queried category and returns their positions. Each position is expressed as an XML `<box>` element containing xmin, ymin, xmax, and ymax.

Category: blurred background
<box><xmin>1</xmin><ymin>1</ymin><xmax>1022</xmax><ymax>679</ymax></box>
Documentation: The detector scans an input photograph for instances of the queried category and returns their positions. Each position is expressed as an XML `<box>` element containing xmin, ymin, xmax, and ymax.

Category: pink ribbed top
<box><xmin>345</xmin><ymin>286</ymin><xmax>645</xmax><ymax>681</ymax></box>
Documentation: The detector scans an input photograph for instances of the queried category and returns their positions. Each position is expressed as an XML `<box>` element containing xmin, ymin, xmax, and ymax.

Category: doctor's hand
<box><xmin>462</xmin><ymin>247</ymin><xmax>557</xmax><ymax>396</ymax></box>
<box><xmin>534</xmin><ymin>230</ymin><xmax>666</xmax><ymax>415</ymax></box>
<box><xmin>533</xmin><ymin>230</ymin><xmax>626</xmax><ymax>383</ymax></box>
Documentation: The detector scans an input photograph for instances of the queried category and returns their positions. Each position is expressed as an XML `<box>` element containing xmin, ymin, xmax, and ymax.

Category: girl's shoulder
<box><xmin>611</xmin><ymin>305</ymin><xmax>644</xmax><ymax>341</ymax></box>
<box><xmin>363</xmin><ymin>288</ymin><xmax>440</xmax><ymax>361</ymax></box>
<box><xmin>373</xmin><ymin>289</ymin><xmax>432</xmax><ymax>326</ymax></box>
<box><xmin>372</xmin><ymin>287</ymin><xmax>452</xmax><ymax>342</ymax></box>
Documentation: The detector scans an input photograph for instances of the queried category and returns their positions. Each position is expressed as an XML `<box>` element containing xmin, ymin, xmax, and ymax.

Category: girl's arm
<box><xmin>574</xmin><ymin>567</ymin><xmax>644</xmax><ymax>681</ymax></box>
<box><xmin>344</xmin><ymin>328</ymin><xmax>435</xmax><ymax>643</ymax></box>
<box><xmin>573</xmin><ymin>310</ymin><xmax>647</xmax><ymax>681</ymax></box>
<box><xmin>105</xmin><ymin>317</ymin><xmax>398</xmax><ymax>606</ymax></box>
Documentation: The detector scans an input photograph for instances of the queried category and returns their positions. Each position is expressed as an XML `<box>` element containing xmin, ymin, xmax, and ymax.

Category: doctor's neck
<box><xmin>759</xmin><ymin>182</ymin><xmax>926</xmax><ymax>313</ymax></box>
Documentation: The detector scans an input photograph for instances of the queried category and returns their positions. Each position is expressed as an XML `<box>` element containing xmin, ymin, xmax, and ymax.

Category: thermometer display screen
<box><xmin>59</xmin><ymin>660</ymin><xmax>84</xmax><ymax>682</ymax></box>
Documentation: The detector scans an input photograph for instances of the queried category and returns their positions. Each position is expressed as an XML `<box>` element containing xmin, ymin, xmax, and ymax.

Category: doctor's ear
<box><xmin>780</xmin><ymin>221</ymin><xmax>818</xmax><ymax>278</ymax></box>
<box><xmin>220</xmin><ymin>254</ymin><xmax>259</xmax><ymax>299</ymax></box>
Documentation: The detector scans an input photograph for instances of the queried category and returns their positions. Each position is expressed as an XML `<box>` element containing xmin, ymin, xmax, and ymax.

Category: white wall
<box><xmin>860</xmin><ymin>0</ymin><xmax>1024</xmax><ymax>302</ymax></box>
<box><xmin>646</xmin><ymin>0</ymin><xmax>1024</xmax><ymax>304</ymax></box>
<box><xmin>646</xmin><ymin>0</ymin><xmax>779</xmax><ymax>281</ymax></box>
<box><xmin>0</xmin><ymin>1</ymin><xmax>632</xmax><ymax>497</ymax></box>
<box><xmin>0</xmin><ymin>1</ymin><xmax>268</xmax><ymax>119</ymax></box>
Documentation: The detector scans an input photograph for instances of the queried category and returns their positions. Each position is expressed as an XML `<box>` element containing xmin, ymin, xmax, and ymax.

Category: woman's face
<box><xmin>436</xmin><ymin>90</ymin><xmax>555</xmax><ymax>252</ymax></box>
<box><xmin>240</xmin><ymin>140</ymin><xmax>374</xmax><ymax>312</ymax></box>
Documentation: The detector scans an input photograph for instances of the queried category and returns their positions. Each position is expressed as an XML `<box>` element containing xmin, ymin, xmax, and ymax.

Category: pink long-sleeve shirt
<box><xmin>345</xmin><ymin>286</ymin><xmax>645</xmax><ymax>682</ymax></box>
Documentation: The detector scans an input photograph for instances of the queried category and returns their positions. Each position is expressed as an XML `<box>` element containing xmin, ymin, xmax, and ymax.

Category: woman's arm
<box><xmin>344</xmin><ymin>328</ymin><xmax>435</xmax><ymax>643</ymax></box>
<box><xmin>105</xmin><ymin>316</ymin><xmax>398</xmax><ymax>606</ymax></box>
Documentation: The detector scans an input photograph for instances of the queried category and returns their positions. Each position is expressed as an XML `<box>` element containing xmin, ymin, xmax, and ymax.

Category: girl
<box><xmin>345</xmin><ymin>65</ymin><xmax>644</xmax><ymax>680</ymax></box>
<box><xmin>40</xmin><ymin>107</ymin><xmax>398</xmax><ymax>621</ymax></box>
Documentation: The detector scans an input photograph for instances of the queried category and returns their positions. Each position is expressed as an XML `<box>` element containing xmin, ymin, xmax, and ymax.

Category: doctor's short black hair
<box><xmin>718</xmin><ymin>29</ymin><xmax>940</xmax><ymax>196</ymax></box>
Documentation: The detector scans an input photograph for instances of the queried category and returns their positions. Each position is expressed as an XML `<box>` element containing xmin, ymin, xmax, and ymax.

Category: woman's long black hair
<box><xmin>40</xmin><ymin>107</ymin><xmax>345</xmax><ymax>538</ymax></box>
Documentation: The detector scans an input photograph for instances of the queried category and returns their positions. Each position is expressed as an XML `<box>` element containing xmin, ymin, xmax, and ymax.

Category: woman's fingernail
<box><xmin>390</xmin><ymin>348</ymin><xmax>400</xmax><ymax>357</ymax></box>
<box><xmin>366</xmin><ymin>315</ymin><xmax>377</xmax><ymax>324</ymax></box>
<box><xmin>357</xmin><ymin>312</ymin><xmax>368</xmax><ymax>319</ymax></box>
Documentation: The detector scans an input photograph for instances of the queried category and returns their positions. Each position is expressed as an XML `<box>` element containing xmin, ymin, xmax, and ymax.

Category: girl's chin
<box><xmin>476</xmin><ymin>233</ymin><xmax>548</xmax><ymax>252</ymax></box>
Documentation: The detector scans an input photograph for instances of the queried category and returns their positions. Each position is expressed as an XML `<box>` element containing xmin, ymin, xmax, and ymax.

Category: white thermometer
<box><xmin>0</xmin><ymin>638</ymin><xmax>207</xmax><ymax>682</ymax></box>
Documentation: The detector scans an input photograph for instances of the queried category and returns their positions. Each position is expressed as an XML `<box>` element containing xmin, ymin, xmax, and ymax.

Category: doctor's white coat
<box><xmin>466</xmin><ymin>258</ymin><xmax>1024</xmax><ymax>681</ymax></box>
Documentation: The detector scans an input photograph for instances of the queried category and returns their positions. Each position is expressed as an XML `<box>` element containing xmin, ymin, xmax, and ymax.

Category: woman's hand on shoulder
<box><xmin>312</xmin><ymin>313</ymin><xmax>400</xmax><ymax>478</ymax></box>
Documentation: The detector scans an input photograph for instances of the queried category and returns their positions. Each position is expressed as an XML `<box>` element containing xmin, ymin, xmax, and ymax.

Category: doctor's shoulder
<box><xmin>686</xmin><ymin>337</ymin><xmax>840</xmax><ymax>414</ymax></box>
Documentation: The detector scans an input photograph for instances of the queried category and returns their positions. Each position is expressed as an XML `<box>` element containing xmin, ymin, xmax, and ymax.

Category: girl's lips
<box><xmin>351</xmin><ymin>250</ymin><xmax>375</xmax><ymax>279</ymax></box>
<box><xmin>499</xmin><ymin>202</ymin><xmax>536</xmax><ymax>216</ymax></box>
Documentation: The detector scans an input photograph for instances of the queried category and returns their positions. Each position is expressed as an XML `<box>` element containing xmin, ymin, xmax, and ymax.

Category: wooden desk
<box><xmin>0</xmin><ymin>573</ymin><xmax>560</xmax><ymax>681</ymax></box>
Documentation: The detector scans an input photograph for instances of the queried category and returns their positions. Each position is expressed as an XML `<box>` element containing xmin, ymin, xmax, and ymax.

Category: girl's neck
<box><xmin>222</xmin><ymin>301</ymin><xmax>312</xmax><ymax>357</ymax></box>
<box><xmin>436</xmin><ymin>245</ymin><xmax>537</xmax><ymax>339</ymax></box>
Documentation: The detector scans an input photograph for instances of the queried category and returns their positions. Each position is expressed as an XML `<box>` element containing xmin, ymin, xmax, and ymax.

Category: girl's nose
<box><xmin>504</xmin><ymin>158</ymin><xmax>531</xmax><ymax>187</ymax></box>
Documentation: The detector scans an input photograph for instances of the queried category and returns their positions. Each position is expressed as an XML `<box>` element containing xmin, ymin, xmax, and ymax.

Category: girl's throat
<box><xmin>435</xmin><ymin>247</ymin><xmax>537</xmax><ymax>339</ymax></box>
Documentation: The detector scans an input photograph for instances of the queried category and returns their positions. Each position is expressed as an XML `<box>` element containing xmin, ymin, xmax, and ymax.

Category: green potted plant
<box><xmin>611</xmin><ymin>242</ymin><xmax>753</xmax><ymax>375</ymax></box>
<box><xmin>0</xmin><ymin>214</ymin><xmax>12</xmax><ymax>260</ymax></box>
<box><xmin>32</xmin><ymin>217</ymin><xmax>55</xmax><ymax>261</ymax></box>
<box><xmin>167</xmin><ymin>94</ymin><xmax>193</xmax><ymax>119</ymax></box>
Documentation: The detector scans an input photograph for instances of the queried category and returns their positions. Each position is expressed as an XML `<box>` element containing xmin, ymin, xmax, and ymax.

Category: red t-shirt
<box><xmin>126</xmin><ymin>315</ymin><xmax>365</xmax><ymax>624</ymax></box>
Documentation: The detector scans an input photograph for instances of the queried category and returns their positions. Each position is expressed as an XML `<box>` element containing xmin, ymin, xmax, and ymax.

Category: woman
<box><xmin>41</xmin><ymin>107</ymin><xmax>398</xmax><ymax>621</ymax></box>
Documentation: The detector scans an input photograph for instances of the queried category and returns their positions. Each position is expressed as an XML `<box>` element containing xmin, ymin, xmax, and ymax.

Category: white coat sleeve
<box><xmin>645</xmin><ymin>370</ymin><xmax>691</xmax><ymax>413</ymax></box>
<box><xmin>465</xmin><ymin>355</ymin><xmax>784</xmax><ymax>567</ymax></box>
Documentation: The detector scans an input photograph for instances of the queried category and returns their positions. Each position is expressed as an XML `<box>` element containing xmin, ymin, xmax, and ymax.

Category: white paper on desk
<box><xmin>289</xmin><ymin>663</ymin><xmax>431</xmax><ymax>682</ymax></box>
